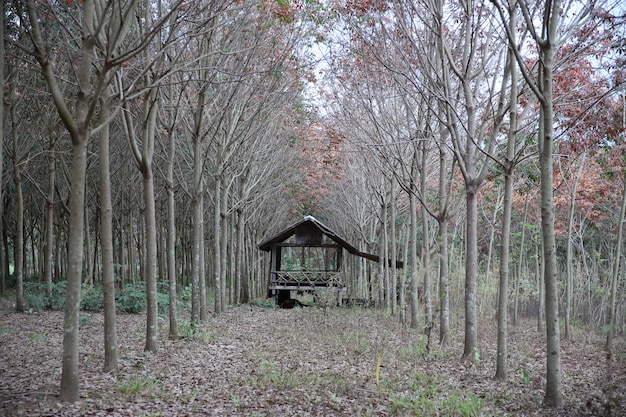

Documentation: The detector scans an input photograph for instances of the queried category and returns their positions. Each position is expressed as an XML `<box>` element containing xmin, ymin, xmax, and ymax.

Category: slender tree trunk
<box><xmin>191</xmin><ymin>194</ymin><xmax>202</xmax><ymax>324</ymax></box>
<box><xmin>99</xmin><ymin>90</ymin><xmax>118</xmax><ymax>373</ymax></box>
<box><xmin>10</xmin><ymin>87</ymin><xmax>25</xmax><ymax>313</ymax></box>
<box><xmin>0</xmin><ymin>1</ymin><xmax>4</xmax><ymax>295</ymax></box>
<box><xmin>409</xmin><ymin>165</ymin><xmax>420</xmax><ymax>328</ymax></box>
<box><xmin>166</xmin><ymin>123</ymin><xmax>178</xmax><ymax>338</ymax></box>
<box><xmin>143</xmin><ymin>164</ymin><xmax>158</xmax><ymax>352</ymax></box>
<box><xmin>58</xmin><ymin>136</ymin><xmax>88</xmax><ymax>402</ymax></box>
<box><xmin>199</xmin><ymin>193</ymin><xmax>207</xmax><ymax>321</ymax></box>
<box><xmin>463</xmin><ymin>184</ymin><xmax>479</xmax><ymax>360</ymax></box>
<box><xmin>421</xmin><ymin>142</ymin><xmax>432</xmax><ymax>329</ymax></box>
<box><xmin>400</xmin><ymin>225</ymin><xmax>409</xmax><ymax>324</ymax></box>
<box><xmin>540</xmin><ymin>43</ymin><xmax>562</xmax><ymax>407</ymax></box>
<box><xmin>390</xmin><ymin>184</ymin><xmax>398</xmax><ymax>316</ymax></box>
<box><xmin>514</xmin><ymin>195</ymin><xmax>529</xmax><ymax>325</ymax></box>
<box><xmin>438</xmin><ymin>138</ymin><xmax>451</xmax><ymax>346</ymax></box>
<box><xmin>380</xmin><ymin>202</ymin><xmax>388</xmax><ymax>309</ymax></box>
<box><xmin>44</xmin><ymin>148</ymin><xmax>55</xmax><ymax>299</ymax></box>
<box><xmin>220</xmin><ymin>184</ymin><xmax>230</xmax><ymax>310</ymax></box>
<box><xmin>607</xmin><ymin>170</ymin><xmax>626</xmax><ymax>360</ymax></box>
<box><xmin>565</xmin><ymin>153</ymin><xmax>586</xmax><ymax>339</ymax></box>
<box><xmin>214</xmin><ymin>175</ymin><xmax>223</xmax><ymax>315</ymax></box>
<box><xmin>84</xmin><ymin>204</ymin><xmax>93</xmax><ymax>287</ymax></box>
<box><xmin>495</xmin><ymin>43</ymin><xmax>517</xmax><ymax>379</ymax></box>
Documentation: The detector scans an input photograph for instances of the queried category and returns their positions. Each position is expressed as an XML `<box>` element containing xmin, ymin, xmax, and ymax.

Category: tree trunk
<box><xmin>199</xmin><ymin>193</ymin><xmax>207</xmax><ymax>321</ymax></box>
<box><xmin>44</xmin><ymin>147</ymin><xmax>55</xmax><ymax>299</ymax></box>
<box><xmin>0</xmin><ymin>1</ymin><xmax>4</xmax><ymax>296</ymax></box>
<box><xmin>565</xmin><ymin>153</ymin><xmax>586</xmax><ymax>339</ymax></box>
<box><xmin>166</xmin><ymin>124</ymin><xmax>178</xmax><ymax>337</ymax></box>
<box><xmin>236</xmin><ymin>209</ymin><xmax>245</xmax><ymax>304</ymax></box>
<box><xmin>495</xmin><ymin>40</ymin><xmax>518</xmax><ymax>379</ymax></box>
<box><xmin>390</xmin><ymin>183</ymin><xmax>398</xmax><ymax>316</ymax></box>
<box><xmin>379</xmin><ymin>202</ymin><xmax>387</xmax><ymax>309</ymax></box>
<box><xmin>99</xmin><ymin>90</ymin><xmax>118</xmax><ymax>373</ymax></box>
<box><xmin>421</xmin><ymin>141</ymin><xmax>432</xmax><ymax>329</ymax></box>
<box><xmin>438</xmin><ymin>135</ymin><xmax>450</xmax><ymax>346</ymax></box>
<box><xmin>143</xmin><ymin>164</ymin><xmax>159</xmax><ymax>352</ymax></box>
<box><xmin>10</xmin><ymin>86</ymin><xmax>25</xmax><ymax>312</ymax></box>
<box><xmin>220</xmin><ymin>184</ymin><xmax>230</xmax><ymax>310</ymax></box>
<box><xmin>540</xmin><ymin>43</ymin><xmax>563</xmax><ymax>407</ymax></box>
<box><xmin>191</xmin><ymin>193</ymin><xmax>202</xmax><ymax>325</ymax></box>
<box><xmin>214</xmin><ymin>175</ymin><xmax>223</xmax><ymax>315</ymax></box>
<box><xmin>463</xmin><ymin>185</ymin><xmax>479</xmax><ymax>360</ymax></box>
<box><xmin>409</xmin><ymin>165</ymin><xmax>420</xmax><ymax>328</ymax></box>
<box><xmin>606</xmin><ymin>169</ymin><xmax>626</xmax><ymax>360</ymax></box>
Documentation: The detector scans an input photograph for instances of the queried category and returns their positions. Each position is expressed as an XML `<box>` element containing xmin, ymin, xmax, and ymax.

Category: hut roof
<box><xmin>258</xmin><ymin>216</ymin><xmax>403</xmax><ymax>267</ymax></box>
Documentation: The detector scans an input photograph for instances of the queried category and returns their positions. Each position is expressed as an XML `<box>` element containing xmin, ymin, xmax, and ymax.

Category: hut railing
<box><xmin>271</xmin><ymin>270</ymin><xmax>344</xmax><ymax>287</ymax></box>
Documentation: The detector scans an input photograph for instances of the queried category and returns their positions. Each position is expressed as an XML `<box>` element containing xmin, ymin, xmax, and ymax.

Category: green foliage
<box><xmin>116</xmin><ymin>376</ymin><xmax>161</xmax><ymax>397</ymax></box>
<box><xmin>389</xmin><ymin>394</ymin><xmax>436</xmax><ymax>415</ymax></box>
<box><xmin>245</xmin><ymin>359</ymin><xmax>311</xmax><ymax>389</ymax></box>
<box><xmin>389</xmin><ymin>390</ymin><xmax>483</xmax><ymax>416</ymax></box>
<box><xmin>117</xmin><ymin>284</ymin><xmax>146</xmax><ymax>313</ymax></box>
<box><xmin>441</xmin><ymin>392</ymin><xmax>484</xmax><ymax>417</ymax></box>
<box><xmin>22</xmin><ymin>281</ymin><xmax>66</xmax><ymax>311</ymax></box>
<box><xmin>341</xmin><ymin>331</ymin><xmax>369</xmax><ymax>354</ymax></box>
<box><xmin>24</xmin><ymin>290</ymin><xmax>47</xmax><ymax>312</ymax></box>
<box><xmin>81</xmin><ymin>285</ymin><xmax>104</xmax><ymax>312</ymax></box>
<box><xmin>29</xmin><ymin>331</ymin><xmax>48</xmax><ymax>343</ymax></box>
<box><xmin>48</xmin><ymin>281</ymin><xmax>67</xmax><ymax>310</ymax></box>
<box><xmin>0</xmin><ymin>328</ymin><xmax>15</xmax><ymax>337</ymax></box>
<box><xmin>398</xmin><ymin>335</ymin><xmax>428</xmax><ymax>361</ymax></box>
<box><xmin>177</xmin><ymin>320</ymin><xmax>215</xmax><ymax>341</ymax></box>
<box><xmin>250</xmin><ymin>298</ymin><xmax>274</xmax><ymax>308</ymax></box>
<box><xmin>157</xmin><ymin>290</ymin><xmax>169</xmax><ymax>316</ymax></box>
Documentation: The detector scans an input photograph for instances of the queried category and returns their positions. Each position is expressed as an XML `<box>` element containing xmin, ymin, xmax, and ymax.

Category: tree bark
<box><xmin>214</xmin><ymin>175</ymin><xmax>223</xmax><ymax>315</ymax></box>
<box><xmin>606</xmin><ymin>169</ymin><xmax>626</xmax><ymax>360</ymax></box>
<box><xmin>565</xmin><ymin>153</ymin><xmax>586</xmax><ymax>339</ymax></box>
<box><xmin>409</xmin><ymin>152</ymin><xmax>420</xmax><ymax>328</ymax></box>
<box><xmin>98</xmin><ymin>89</ymin><xmax>118</xmax><ymax>373</ymax></box>
<box><xmin>495</xmin><ymin>37</ymin><xmax>518</xmax><ymax>380</ymax></box>
<box><xmin>463</xmin><ymin>184</ymin><xmax>479</xmax><ymax>360</ymax></box>
<box><xmin>10</xmin><ymin>80</ymin><xmax>25</xmax><ymax>313</ymax></box>
<box><xmin>540</xmin><ymin>42</ymin><xmax>563</xmax><ymax>408</ymax></box>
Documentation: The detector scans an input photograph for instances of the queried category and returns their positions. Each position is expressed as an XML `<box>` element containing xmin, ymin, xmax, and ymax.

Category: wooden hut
<box><xmin>258</xmin><ymin>215</ymin><xmax>402</xmax><ymax>306</ymax></box>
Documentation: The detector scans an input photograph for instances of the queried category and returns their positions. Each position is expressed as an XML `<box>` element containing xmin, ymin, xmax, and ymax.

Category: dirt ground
<box><xmin>0</xmin><ymin>300</ymin><xmax>624</xmax><ymax>416</ymax></box>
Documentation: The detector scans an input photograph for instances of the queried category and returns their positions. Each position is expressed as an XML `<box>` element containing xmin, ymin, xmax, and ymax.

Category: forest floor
<box><xmin>0</xmin><ymin>297</ymin><xmax>625</xmax><ymax>417</ymax></box>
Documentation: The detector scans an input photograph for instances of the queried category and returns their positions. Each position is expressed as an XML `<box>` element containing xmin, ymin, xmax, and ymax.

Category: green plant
<box><xmin>398</xmin><ymin>335</ymin><xmax>428</xmax><ymax>361</ymax></box>
<box><xmin>389</xmin><ymin>394</ymin><xmax>436</xmax><ymax>415</ymax></box>
<box><xmin>79</xmin><ymin>313</ymin><xmax>92</xmax><ymax>327</ymax></box>
<box><xmin>251</xmin><ymin>298</ymin><xmax>274</xmax><ymax>308</ymax></box>
<box><xmin>29</xmin><ymin>331</ymin><xmax>48</xmax><ymax>343</ymax></box>
<box><xmin>0</xmin><ymin>328</ymin><xmax>15</xmax><ymax>337</ymax></box>
<box><xmin>441</xmin><ymin>392</ymin><xmax>484</xmax><ymax>417</ymax></box>
<box><xmin>515</xmin><ymin>360</ymin><xmax>531</xmax><ymax>385</ymax></box>
<box><xmin>81</xmin><ymin>285</ymin><xmax>104</xmax><ymax>312</ymax></box>
<box><xmin>177</xmin><ymin>320</ymin><xmax>215</xmax><ymax>341</ymax></box>
<box><xmin>24</xmin><ymin>291</ymin><xmax>47</xmax><ymax>312</ymax></box>
<box><xmin>116</xmin><ymin>376</ymin><xmax>160</xmax><ymax>397</ymax></box>
<box><xmin>117</xmin><ymin>285</ymin><xmax>146</xmax><ymax>313</ymax></box>
<box><xmin>157</xmin><ymin>290</ymin><xmax>170</xmax><ymax>316</ymax></box>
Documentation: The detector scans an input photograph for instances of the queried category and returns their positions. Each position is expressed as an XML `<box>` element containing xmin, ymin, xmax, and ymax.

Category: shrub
<box><xmin>24</xmin><ymin>290</ymin><xmax>47</xmax><ymax>312</ymax></box>
<box><xmin>117</xmin><ymin>284</ymin><xmax>146</xmax><ymax>313</ymax></box>
<box><xmin>81</xmin><ymin>285</ymin><xmax>104</xmax><ymax>312</ymax></box>
<box><xmin>48</xmin><ymin>281</ymin><xmax>67</xmax><ymax>310</ymax></box>
<box><xmin>157</xmin><ymin>289</ymin><xmax>170</xmax><ymax>315</ymax></box>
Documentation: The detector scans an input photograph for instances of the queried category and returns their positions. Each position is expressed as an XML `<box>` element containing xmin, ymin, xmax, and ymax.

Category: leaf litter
<box><xmin>0</xmin><ymin>302</ymin><xmax>624</xmax><ymax>416</ymax></box>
